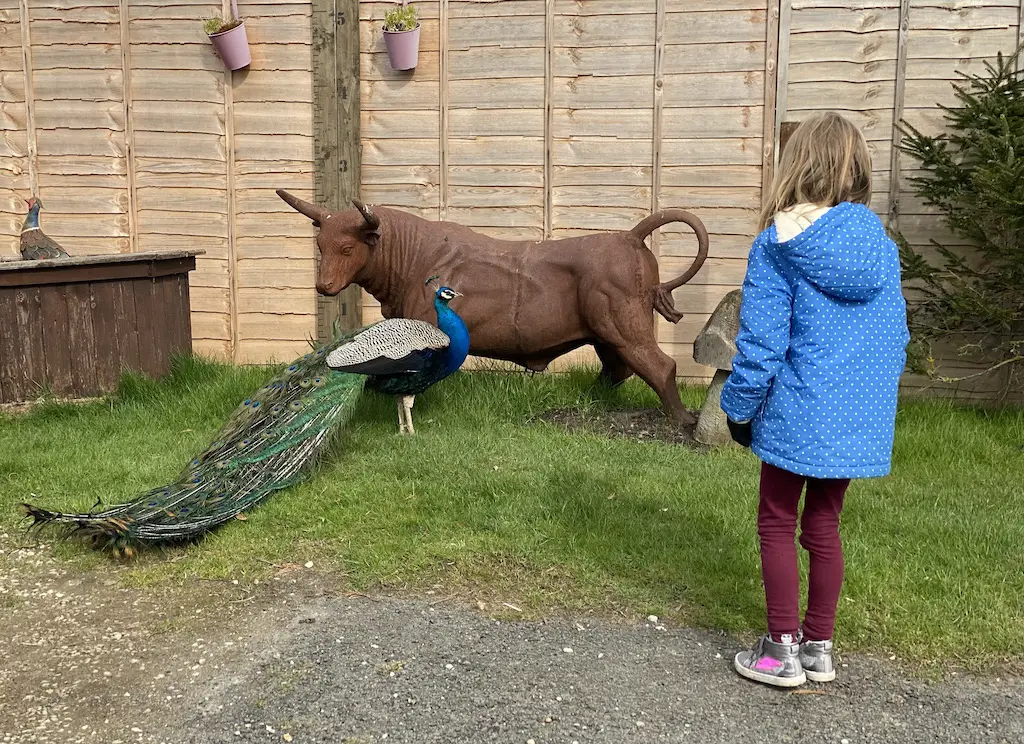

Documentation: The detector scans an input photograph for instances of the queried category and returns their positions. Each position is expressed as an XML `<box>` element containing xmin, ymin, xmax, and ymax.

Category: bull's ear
<box><xmin>361</xmin><ymin>225</ymin><xmax>381</xmax><ymax>248</ymax></box>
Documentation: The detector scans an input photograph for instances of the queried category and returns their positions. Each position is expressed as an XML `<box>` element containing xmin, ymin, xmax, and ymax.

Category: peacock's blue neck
<box><xmin>434</xmin><ymin>299</ymin><xmax>470</xmax><ymax>375</ymax></box>
<box><xmin>22</xmin><ymin>204</ymin><xmax>40</xmax><ymax>232</ymax></box>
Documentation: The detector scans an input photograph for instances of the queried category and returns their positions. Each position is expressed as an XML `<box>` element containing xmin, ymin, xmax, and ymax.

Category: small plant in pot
<box><xmin>383</xmin><ymin>3</ymin><xmax>420</xmax><ymax>72</ymax></box>
<box><xmin>204</xmin><ymin>0</ymin><xmax>251</xmax><ymax>71</ymax></box>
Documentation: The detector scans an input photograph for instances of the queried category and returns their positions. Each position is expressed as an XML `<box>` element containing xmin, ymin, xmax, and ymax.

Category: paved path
<box><xmin>2</xmin><ymin>538</ymin><xmax>1021</xmax><ymax>744</ymax></box>
<box><xmin>168</xmin><ymin>596</ymin><xmax>1021</xmax><ymax>744</ymax></box>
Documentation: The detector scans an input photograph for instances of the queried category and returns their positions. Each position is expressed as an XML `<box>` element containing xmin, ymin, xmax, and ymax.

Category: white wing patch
<box><xmin>326</xmin><ymin>318</ymin><xmax>451</xmax><ymax>369</ymax></box>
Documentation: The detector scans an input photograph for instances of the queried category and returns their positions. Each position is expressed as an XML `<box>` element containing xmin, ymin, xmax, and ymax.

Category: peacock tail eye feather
<box><xmin>18</xmin><ymin>357</ymin><xmax>374</xmax><ymax>550</ymax></box>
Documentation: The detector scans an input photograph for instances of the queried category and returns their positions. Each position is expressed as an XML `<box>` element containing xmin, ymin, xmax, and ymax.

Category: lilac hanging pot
<box><xmin>209</xmin><ymin>21</ymin><xmax>251</xmax><ymax>71</ymax></box>
<box><xmin>383</xmin><ymin>24</ymin><xmax>420</xmax><ymax>71</ymax></box>
<box><xmin>204</xmin><ymin>0</ymin><xmax>251</xmax><ymax>71</ymax></box>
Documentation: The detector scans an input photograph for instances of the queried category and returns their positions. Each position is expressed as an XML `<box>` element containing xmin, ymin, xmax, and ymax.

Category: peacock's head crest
<box><xmin>426</xmin><ymin>275</ymin><xmax>460</xmax><ymax>305</ymax></box>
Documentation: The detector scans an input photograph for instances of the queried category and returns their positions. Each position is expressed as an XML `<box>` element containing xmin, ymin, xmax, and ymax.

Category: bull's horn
<box><xmin>276</xmin><ymin>189</ymin><xmax>330</xmax><ymax>223</ymax></box>
<box><xmin>351</xmin><ymin>199</ymin><xmax>380</xmax><ymax>230</ymax></box>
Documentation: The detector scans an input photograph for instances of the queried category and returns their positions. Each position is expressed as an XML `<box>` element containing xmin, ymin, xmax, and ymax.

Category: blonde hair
<box><xmin>759</xmin><ymin>111</ymin><xmax>872</xmax><ymax>230</ymax></box>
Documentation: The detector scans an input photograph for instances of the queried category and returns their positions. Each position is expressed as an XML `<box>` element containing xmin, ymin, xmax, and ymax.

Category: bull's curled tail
<box><xmin>629</xmin><ymin>209</ymin><xmax>710</xmax><ymax>324</ymax></box>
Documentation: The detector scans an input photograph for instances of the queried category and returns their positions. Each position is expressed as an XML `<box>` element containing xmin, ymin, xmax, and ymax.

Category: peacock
<box><xmin>20</xmin><ymin>196</ymin><xmax>71</xmax><ymax>261</ymax></box>
<box><xmin>329</xmin><ymin>285</ymin><xmax>468</xmax><ymax>434</ymax></box>
<box><xmin>20</xmin><ymin>281</ymin><xmax>470</xmax><ymax>556</ymax></box>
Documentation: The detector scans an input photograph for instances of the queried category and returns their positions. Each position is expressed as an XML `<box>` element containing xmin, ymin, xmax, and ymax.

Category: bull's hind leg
<box><xmin>586</xmin><ymin>294</ymin><xmax>693</xmax><ymax>426</ymax></box>
<box><xmin>594</xmin><ymin>343</ymin><xmax>633</xmax><ymax>387</ymax></box>
<box><xmin>616</xmin><ymin>342</ymin><xmax>694</xmax><ymax>426</ymax></box>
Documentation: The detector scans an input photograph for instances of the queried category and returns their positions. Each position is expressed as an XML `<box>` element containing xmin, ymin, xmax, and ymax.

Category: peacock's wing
<box><xmin>326</xmin><ymin>318</ymin><xmax>451</xmax><ymax>376</ymax></box>
<box><xmin>20</xmin><ymin>230</ymin><xmax>70</xmax><ymax>260</ymax></box>
<box><xmin>21</xmin><ymin>332</ymin><xmax>366</xmax><ymax>556</ymax></box>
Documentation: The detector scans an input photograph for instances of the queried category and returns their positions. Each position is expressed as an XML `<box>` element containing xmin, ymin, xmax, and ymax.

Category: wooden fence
<box><xmin>358</xmin><ymin>0</ymin><xmax>1023</xmax><ymax>396</ymax></box>
<box><xmin>1</xmin><ymin>0</ymin><xmax>319</xmax><ymax>364</ymax></box>
<box><xmin>2</xmin><ymin>0</ymin><xmax>1021</xmax><ymax>397</ymax></box>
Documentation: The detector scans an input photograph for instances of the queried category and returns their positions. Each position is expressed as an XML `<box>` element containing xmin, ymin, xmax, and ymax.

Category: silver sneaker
<box><xmin>734</xmin><ymin>635</ymin><xmax>806</xmax><ymax>688</ymax></box>
<box><xmin>799</xmin><ymin>638</ymin><xmax>835</xmax><ymax>682</ymax></box>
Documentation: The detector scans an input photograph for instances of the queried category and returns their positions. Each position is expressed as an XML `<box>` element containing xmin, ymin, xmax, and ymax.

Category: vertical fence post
<box><xmin>543</xmin><ymin>0</ymin><xmax>554</xmax><ymax>240</ymax></box>
<box><xmin>651</xmin><ymin>0</ymin><xmax>666</xmax><ymax>258</ymax></box>
<box><xmin>888</xmin><ymin>0</ymin><xmax>911</xmax><ymax>231</ymax></box>
<box><xmin>222</xmin><ymin>0</ymin><xmax>239</xmax><ymax>359</ymax></box>
<box><xmin>439</xmin><ymin>0</ymin><xmax>449</xmax><ymax>223</ymax></box>
<box><xmin>761</xmin><ymin>0</ymin><xmax>788</xmax><ymax>202</ymax></box>
<box><xmin>312</xmin><ymin>0</ymin><xmax>363</xmax><ymax>341</ymax></box>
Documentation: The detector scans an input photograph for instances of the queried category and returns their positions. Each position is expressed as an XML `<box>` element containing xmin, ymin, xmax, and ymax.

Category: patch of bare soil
<box><xmin>535</xmin><ymin>407</ymin><xmax>707</xmax><ymax>449</ymax></box>
<box><xmin>0</xmin><ymin>531</ymin><xmax>335</xmax><ymax>744</ymax></box>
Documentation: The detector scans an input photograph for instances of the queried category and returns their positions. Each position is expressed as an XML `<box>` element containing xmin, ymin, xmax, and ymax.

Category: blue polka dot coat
<box><xmin>719</xmin><ymin>202</ymin><xmax>911</xmax><ymax>479</ymax></box>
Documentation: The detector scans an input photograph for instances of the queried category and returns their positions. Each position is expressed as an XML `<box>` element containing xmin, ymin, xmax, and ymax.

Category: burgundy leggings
<box><xmin>758</xmin><ymin>462</ymin><xmax>850</xmax><ymax>642</ymax></box>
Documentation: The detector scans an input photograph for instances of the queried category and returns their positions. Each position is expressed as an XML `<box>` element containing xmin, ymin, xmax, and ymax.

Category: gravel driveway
<box><xmin>2</xmin><ymin>536</ymin><xmax>1021</xmax><ymax>744</ymax></box>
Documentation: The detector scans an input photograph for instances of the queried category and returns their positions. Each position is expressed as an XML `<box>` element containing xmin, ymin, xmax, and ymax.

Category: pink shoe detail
<box><xmin>754</xmin><ymin>656</ymin><xmax>784</xmax><ymax>673</ymax></box>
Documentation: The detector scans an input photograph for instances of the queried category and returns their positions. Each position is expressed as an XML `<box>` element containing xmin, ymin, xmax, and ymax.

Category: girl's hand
<box><xmin>727</xmin><ymin>419</ymin><xmax>753</xmax><ymax>448</ymax></box>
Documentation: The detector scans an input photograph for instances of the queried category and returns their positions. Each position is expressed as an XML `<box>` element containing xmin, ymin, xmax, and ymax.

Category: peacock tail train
<box><xmin>20</xmin><ymin>333</ymin><xmax>367</xmax><ymax>557</ymax></box>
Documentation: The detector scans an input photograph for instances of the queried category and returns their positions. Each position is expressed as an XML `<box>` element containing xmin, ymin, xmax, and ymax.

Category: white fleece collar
<box><xmin>774</xmin><ymin>203</ymin><xmax>831</xmax><ymax>242</ymax></box>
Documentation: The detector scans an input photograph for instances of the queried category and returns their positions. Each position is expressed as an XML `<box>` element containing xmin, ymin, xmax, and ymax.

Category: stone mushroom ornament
<box><xmin>692</xmin><ymin>288</ymin><xmax>743</xmax><ymax>446</ymax></box>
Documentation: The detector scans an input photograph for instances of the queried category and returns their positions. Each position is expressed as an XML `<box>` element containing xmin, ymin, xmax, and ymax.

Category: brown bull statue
<box><xmin>277</xmin><ymin>190</ymin><xmax>709</xmax><ymax>425</ymax></box>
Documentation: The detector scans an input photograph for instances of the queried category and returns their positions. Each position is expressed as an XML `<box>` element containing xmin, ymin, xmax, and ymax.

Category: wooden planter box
<box><xmin>0</xmin><ymin>250</ymin><xmax>202</xmax><ymax>404</ymax></box>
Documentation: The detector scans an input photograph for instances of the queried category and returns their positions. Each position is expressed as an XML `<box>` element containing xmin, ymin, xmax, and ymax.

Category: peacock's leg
<box><xmin>402</xmin><ymin>395</ymin><xmax>416</xmax><ymax>435</ymax></box>
<box><xmin>395</xmin><ymin>396</ymin><xmax>408</xmax><ymax>434</ymax></box>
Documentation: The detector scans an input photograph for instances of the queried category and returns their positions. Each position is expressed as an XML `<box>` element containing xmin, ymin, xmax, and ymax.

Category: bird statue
<box><xmin>21</xmin><ymin>280</ymin><xmax>469</xmax><ymax>557</ymax></box>
<box><xmin>20</xmin><ymin>196</ymin><xmax>71</xmax><ymax>261</ymax></box>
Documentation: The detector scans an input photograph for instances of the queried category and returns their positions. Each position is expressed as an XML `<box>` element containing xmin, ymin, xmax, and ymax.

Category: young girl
<box><xmin>720</xmin><ymin>112</ymin><xmax>910</xmax><ymax>688</ymax></box>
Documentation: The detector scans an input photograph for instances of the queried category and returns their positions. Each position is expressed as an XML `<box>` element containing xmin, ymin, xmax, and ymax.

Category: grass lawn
<box><xmin>2</xmin><ymin>356</ymin><xmax>1022</xmax><ymax>668</ymax></box>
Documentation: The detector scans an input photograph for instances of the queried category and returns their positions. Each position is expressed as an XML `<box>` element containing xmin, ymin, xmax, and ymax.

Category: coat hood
<box><xmin>768</xmin><ymin>201</ymin><xmax>888</xmax><ymax>303</ymax></box>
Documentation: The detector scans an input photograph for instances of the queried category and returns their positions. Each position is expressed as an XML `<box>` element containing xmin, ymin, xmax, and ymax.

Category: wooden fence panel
<box><xmin>0</xmin><ymin>0</ymin><xmax>319</xmax><ymax>366</ymax></box>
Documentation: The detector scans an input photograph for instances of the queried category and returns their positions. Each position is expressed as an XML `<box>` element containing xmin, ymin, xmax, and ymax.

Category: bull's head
<box><xmin>276</xmin><ymin>189</ymin><xmax>381</xmax><ymax>296</ymax></box>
